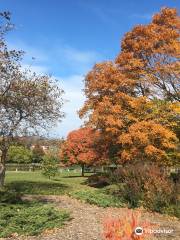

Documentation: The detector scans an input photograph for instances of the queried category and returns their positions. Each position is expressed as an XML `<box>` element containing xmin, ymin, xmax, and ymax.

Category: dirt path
<box><xmin>6</xmin><ymin>195</ymin><xmax>180</xmax><ymax>240</ymax></box>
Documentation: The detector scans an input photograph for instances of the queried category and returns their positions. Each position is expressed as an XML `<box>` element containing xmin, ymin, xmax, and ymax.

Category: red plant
<box><xmin>103</xmin><ymin>210</ymin><xmax>154</xmax><ymax>240</ymax></box>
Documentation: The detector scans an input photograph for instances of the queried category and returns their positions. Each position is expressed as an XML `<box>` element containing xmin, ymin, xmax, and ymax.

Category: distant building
<box><xmin>31</xmin><ymin>145</ymin><xmax>49</xmax><ymax>154</ymax></box>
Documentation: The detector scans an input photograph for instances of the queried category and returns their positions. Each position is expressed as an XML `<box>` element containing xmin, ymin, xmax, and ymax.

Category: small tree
<box><xmin>42</xmin><ymin>154</ymin><xmax>58</xmax><ymax>179</ymax></box>
<box><xmin>60</xmin><ymin>128</ymin><xmax>100</xmax><ymax>176</ymax></box>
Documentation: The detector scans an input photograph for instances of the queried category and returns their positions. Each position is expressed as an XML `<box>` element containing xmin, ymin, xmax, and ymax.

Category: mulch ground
<box><xmin>4</xmin><ymin>195</ymin><xmax>180</xmax><ymax>240</ymax></box>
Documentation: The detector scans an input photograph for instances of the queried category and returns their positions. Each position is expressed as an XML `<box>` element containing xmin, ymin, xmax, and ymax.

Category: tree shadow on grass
<box><xmin>6</xmin><ymin>181</ymin><xmax>71</xmax><ymax>195</ymax></box>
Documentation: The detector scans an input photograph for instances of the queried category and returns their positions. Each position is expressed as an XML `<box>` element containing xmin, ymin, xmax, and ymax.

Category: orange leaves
<box><xmin>116</xmin><ymin>7</ymin><xmax>180</xmax><ymax>101</ymax></box>
<box><xmin>119</xmin><ymin>134</ymin><xmax>133</xmax><ymax>145</ymax></box>
<box><xmin>79</xmin><ymin>62</ymin><xmax>135</xmax><ymax>141</ymax></box>
<box><xmin>119</xmin><ymin>121</ymin><xmax>178</xmax><ymax>165</ymax></box>
<box><xmin>60</xmin><ymin>128</ymin><xmax>100</xmax><ymax>166</ymax></box>
<box><xmin>80</xmin><ymin>61</ymin><xmax>134</xmax><ymax>116</ymax></box>
<box><xmin>144</xmin><ymin>145</ymin><xmax>165</xmax><ymax>161</ymax></box>
<box><xmin>152</xmin><ymin>7</ymin><xmax>179</xmax><ymax>28</ymax></box>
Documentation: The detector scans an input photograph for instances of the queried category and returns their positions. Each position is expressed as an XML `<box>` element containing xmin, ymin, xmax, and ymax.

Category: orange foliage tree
<box><xmin>79</xmin><ymin>61</ymin><xmax>136</xmax><ymax>164</ymax></box>
<box><xmin>60</xmin><ymin>128</ymin><xmax>100</xmax><ymax>176</ymax></box>
<box><xmin>116</xmin><ymin>7</ymin><xmax>180</xmax><ymax>102</ymax></box>
<box><xmin>79</xmin><ymin>7</ymin><xmax>180</xmax><ymax>167</ymax></box>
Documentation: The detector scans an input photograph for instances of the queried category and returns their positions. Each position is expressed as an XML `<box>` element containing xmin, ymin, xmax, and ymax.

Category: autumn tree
<box><xmin>116</xmin><ymin>7</ymin><xmax>180</xmax><ymax>102</ymax></box>
<box><xmin>0</xmin><ymin>12</ymin><xmax>64</xmax><ymax>187</ymax></box>
<box><xmin>80</xmin><ymin>7</ymin><xmax>180</xmax><ymax>167</ymax></box>
<box><xmin>60</xmin><ymin>128</ymin><xmax>100</xmax><ymax>176</ymax></box>
<box><xmin>80</xmin><ymin>62</ymin><xmax>133</xmax><ymax>163</ymax></box>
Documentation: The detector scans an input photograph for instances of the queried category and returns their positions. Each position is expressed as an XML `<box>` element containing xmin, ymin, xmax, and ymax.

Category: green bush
<box><xmin>32</xmin><ymin>144</ymin><xmax>45</xmax><ymax>163</ymax></box>
<box><xmin>69</xmin><ymin>189</ymin><xmax>124</xmax><ymax>207</ymax></box>
<box><xmin>170</xmin><ymin>170</ymin><xmax>180</xmax><ymax>184</ymax></box>
<box><xmin>100</xmin><ymin>184</ymin><xmax>121</xmax><ymax>196</ymax></box>
<box><xmin>0</xmin><ymin>189</ymin><xmax>22</xmax><ymax>203</ymax></box>
<box><xmin>0</xmin><ymin>201</ymin><xmax>70</xmax><ymax>238</ymax></box>
<box><xmin>161</xmin><ymin>203</ymin><xmax>180</xmax><ymax>218</ymax></box>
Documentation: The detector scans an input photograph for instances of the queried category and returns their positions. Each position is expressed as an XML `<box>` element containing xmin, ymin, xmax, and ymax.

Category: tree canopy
<box><xmin>79</xmin><ymin>7</ymin><xmax>180</xmax><ymax>167</ymax></box>
<box><xmin>60</xmin><ymin>128</ymin><xmax>100</xmax><ymax>176</ymax></box>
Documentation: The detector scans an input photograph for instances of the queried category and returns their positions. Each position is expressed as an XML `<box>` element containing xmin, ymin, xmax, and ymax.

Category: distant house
<box><xmin>31</xmin><ymin>145</ymin><xmax>49</xmax><ymax>154</ymax></box>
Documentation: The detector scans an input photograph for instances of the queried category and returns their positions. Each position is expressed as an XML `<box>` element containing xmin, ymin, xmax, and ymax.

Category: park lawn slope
<box><xmin>5</xmin><ymin>171</ymin><xmax>125</xmax><ymax>208</ymax></box>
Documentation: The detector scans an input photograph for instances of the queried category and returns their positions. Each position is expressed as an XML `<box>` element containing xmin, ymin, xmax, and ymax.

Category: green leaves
<box><xmin>42</xmin><ymin>155</ymin><xmax>58</xmax><ymax>179</ymax></box>
<box><xmin>8</xmin><ymin>145</ymin><xmax>33</xmax><ymax>164</ymax></box>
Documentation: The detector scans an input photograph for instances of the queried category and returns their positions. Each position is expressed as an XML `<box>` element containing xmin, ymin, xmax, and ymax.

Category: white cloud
<box><xmin>51</xmin><ymin>74</ymin><xmax>85</xmax><ymax>137</ymax></box>
<box><xmin>56</xmin><ymin>45</ymin><xmax>102</xmax><ymax>74</ymax></box>
<box><xmin>62</xmin><ymin>46</ymin><xmax>99</xmax><ymax>64</ymax></box>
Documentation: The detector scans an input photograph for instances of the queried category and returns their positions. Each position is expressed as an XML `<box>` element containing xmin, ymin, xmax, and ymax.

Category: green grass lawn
<box><xmin>5</xmin><ymin>171</ymin><xmax>91</xmax><ymax>195</ymax></box>
<box><xmin>5</xmin><ymin>171</ymin><xmax>124</xmax><ymax>207</ymax></box>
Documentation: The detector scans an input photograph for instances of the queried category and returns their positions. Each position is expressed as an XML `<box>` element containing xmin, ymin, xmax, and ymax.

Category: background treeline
<box><xmin>7</xmin><ymin>136</ymin><xmax>63</xmax><ymax>164</ymax></box>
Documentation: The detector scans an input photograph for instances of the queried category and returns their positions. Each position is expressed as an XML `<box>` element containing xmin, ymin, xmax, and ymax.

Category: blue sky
<box><xmin>0</xmin><ymin>0</ymin><xmax>179</xmax><ymax>137</ymax></box>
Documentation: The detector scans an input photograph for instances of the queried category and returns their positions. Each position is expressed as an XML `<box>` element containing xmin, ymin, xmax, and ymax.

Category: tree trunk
<box><xmin>81</xmin><ymin>164</ymin><xmax>85</xmax><ymax>177</ymax></box>
<box><xmin>0</xmin><ymin>164</ymin><xmax>5</xmax><ymax>188</ymax></box>
<box><xmin>0</xmin><ymin>148</ymin><xmax>8</xmax><ymax>188</ymax></box>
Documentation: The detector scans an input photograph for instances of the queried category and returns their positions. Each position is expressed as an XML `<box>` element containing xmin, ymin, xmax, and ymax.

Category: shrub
<box><xmin>108</xmin><ymin>166</ymin><xmax>125</xmax><ymax>184</ymax></box>
<box><xmin>32</xmin><ymin>144</ymin><xmax>45</xmax><ymax>163</ymax></box>
<box><xmin>0</xmin><ymin>189</ymin><xmax>22</xmax><ymax>203</ymax></box>
<box><xmin>142</xmin><ymin>167</ymin><xmax>176</xmax><ymax>213</ymax></box>
<box><xmin>69</xmin><ymin>189</ymin><xmax>124</xmax><ymax>207</ymax></box>
<box><xmin>161</xmin><ymin>204</ymin><xmax>180</xmax><ymax>218</ymax></box>
<box><xmin>103</xmin><ymin>210</ymin><xmax>154</xmax><ymax>240</ymax></box>
<box><xmin>8</xmin><ymin>145</ymin><xmax>33</xmax><ymax>164</ymax></box>
<box><xmin>113</xmin><ymin>163</ymin><xmax>178</xmax><ymax>213</ymax></box>
<box><xmin>87</xmin><ymin>174</ymin><xmax>110</xmax><ymax>188</ymax></box>
<box><xmin>113</xmin><ymin>164</ymin><xmax>147</xmax><ymax>207</ymax></box>
<box><xmin>0</xmin><ymin>202</ymin><xmax>70</xmax><ymax>238</ymax></box>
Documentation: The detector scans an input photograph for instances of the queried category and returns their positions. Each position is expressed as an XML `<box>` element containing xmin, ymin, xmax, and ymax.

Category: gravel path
<box><xmin>5</xmin><ymin>195</ymin><xmax>180</xmax><ymax>240</ymax></box>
